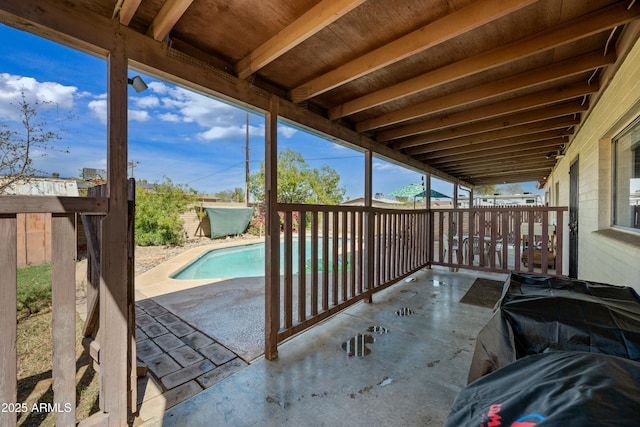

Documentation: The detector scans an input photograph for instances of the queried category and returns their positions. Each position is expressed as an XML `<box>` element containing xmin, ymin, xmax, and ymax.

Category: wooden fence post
<box><xmin>52</xmin><ymin>213</ymin><xmax>77</xmax><ymax>426</ymax></box>
<box><xmin>0</xmin><ymin>215</ymin><xmax>17</xmax><ymax>427</ymax></box>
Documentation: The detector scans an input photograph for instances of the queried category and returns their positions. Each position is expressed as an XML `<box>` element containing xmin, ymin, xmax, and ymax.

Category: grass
<box><xmin>17</xmin><ymin>264</ymin><xmax>52</xmax><ymax>319</ymax></box>
<box><xmin>16</xmin><ymin>263</ymin><xmax>100</xmax><ymax>426</ymax></box>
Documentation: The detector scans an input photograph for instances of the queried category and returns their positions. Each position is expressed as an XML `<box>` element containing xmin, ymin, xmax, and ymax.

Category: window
<box><xmin>613</xmin><ymin>116</ymin><xmax>640</xmax><ymax>230</ymax></box>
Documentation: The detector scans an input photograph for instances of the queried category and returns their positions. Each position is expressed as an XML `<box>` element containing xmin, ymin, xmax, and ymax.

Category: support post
<box><xmin>453</xmin><ymin>180</ymin><xmax>459</xmax><ymax>208</ymax></box>
<box><xmin>100</xmin><ymin>26</ymin><xmax>131</xmax><ymax>426</ymax></box>
<box><xmin>265</xmin><ymin>97</ymin><xmax>280</xmax><ymax>360</ymax></box>
<box><xmin>425</xmin><ymin>174</ymin><xmax>432</xmax><ymax>268</ymax></box>
<box><xmin>0</xmin><ymin>215</ymin><xmax>17</xmax><ymax>427</ymax></box>
<box><xmin>363</xmin><ymin>150</ymin><xmax>373</xmax><ymax>303</ymax></box>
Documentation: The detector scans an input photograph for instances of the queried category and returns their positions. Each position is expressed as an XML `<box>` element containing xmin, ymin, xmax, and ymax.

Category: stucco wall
<box><xmin>545</xmin><ymin>35</ymin><xmax>640</xmax><ymax>290</ymax></box>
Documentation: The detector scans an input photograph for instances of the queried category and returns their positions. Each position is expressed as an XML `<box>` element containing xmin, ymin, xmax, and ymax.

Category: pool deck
<box><xmin>132</xmin><ymin>240</ymin><xmax>507</xmax><ymax>426</ymax></box>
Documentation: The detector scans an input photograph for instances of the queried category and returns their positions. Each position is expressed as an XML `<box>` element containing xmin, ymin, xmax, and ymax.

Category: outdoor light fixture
<box><xmin>546</xmin><ymin>145</ymin><xmax>566</xmax><ymax>160</ymax></box>
<box><xmin>128</xmin><ymin>75</ymin><xmax>148</xmax><ymax>92</ymax></box>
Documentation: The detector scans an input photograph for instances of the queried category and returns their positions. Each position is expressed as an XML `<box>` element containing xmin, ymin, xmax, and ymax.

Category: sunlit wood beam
<box><xmin>236</xmin><ymin>0</ymin><xmax>367</xmax><ymax>80</ymax></box>
<box><xmin>146</xmin><ymin>0</ymin><xmax>194</xmax><ymax>42</ymax></box>
<box><xmin>376</xmin><ymin>82</ymin><xmax>597</xmax><ymax>141</ymax></box>
<box><xmin>117</xmin><ymin>0</ymin><xmax>142</xmax><ymax>25</ymax></box>
<box><xmin>416</xmin><ymin>137</ymin><xmax>568</xmax><ymax>162</ymax></box>
<box><xmin>417</xmin><ymin>130</ymin><xmax>572</xmax><ymax>160</ymax></box>
<box><xmin>431</xmin><ymin>146</ymin><xmax>563</xmax><ymax>169</ymax></box>
<box><xmin>469</xmin><ymin>173</ymin><xmax>552</xmax><ymax>185</ymax></box>
<box><xmin>460</xmin><ymin>166</ymin><xmax>553</xmax><ymax>181</ymax></box>
<box><xmin>330</xmin><ymin>2</ymin><xmax>639</xmax><ymax>120</ymax></box>
<box><xmin>403</xmin><ymin>116</ymin><xmax>579</xmax><ymax>155</ymax></box>
<box><xmin>391</xmin><ymin>103</ymin><xmax>586</xmax><ymax>149</ymax></box>
<box><xmin>289</xmin><ymin>0</ymin><xmax>537</xmax><ymax>103</ymax></box>
<box><xmin>444</xmin><ymin>159</ymin><xmax>556</xmax><ymax>175</ymax></box>
<box><xmin>357</xmin><ymin>50</ymin><xmax>614</xmax><ymax>132</ymax></box>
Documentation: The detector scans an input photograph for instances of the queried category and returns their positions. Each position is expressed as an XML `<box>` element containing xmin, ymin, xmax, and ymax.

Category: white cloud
<box><xmin>0</xmin><ymin>73</ymin><xmax>77</xmax><ymax>121</ymax></box>
<box><xmin>133</xmin><ymin>95</ymin><xmax>160</xmax><ymax>108</ymax></box>
<box><xmin>198</xmin><ymin>124</ymin><xmax>264</xmax><ymax>141</ymax></box>
<box><xmin>88</xmin><ymin>98</ymin><xmax>107</xmax><ymax>124</ymax></box>
<box><xmin>158</xmin><ymin>112</ymin><xmax>181</xmax><ymax>123</ymax></box>
<box><xmin>87</xmin><ymin>98</ymin><xmax>151</xmax><ymax>124</ymax></box>
<box><xmin>129</xmin><ymin>110</ymin><xmax>151</xmax><ymax>122</ymax></box>
<box><xmin>278</xmin><ymin>125</ymin><xmax>297</xmax><ymax>138</ymax></box>
<box><xmin>146</xmin><ymin>82</ymin><xmax>263</xmax><ymax>140</ymax></box>
<box><xmin>372</xmin><ymin>161</ymin><xmax>398</xmax><ymax>171</ymax></box>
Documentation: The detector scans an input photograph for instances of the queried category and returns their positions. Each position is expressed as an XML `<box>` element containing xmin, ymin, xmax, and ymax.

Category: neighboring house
<box><xmin>543</xmin><ymin>37</ymin><xmax>640</xmax><ymax>289</ymax></box>
<box><xmin>341</xmin><ymin>197</ymin><xmax>405</xmax><ymax>208</ymax></box>
<box><xmin>1</xmin><ymin>177</ymin><xmax>80</xmax><ymax>266</ymax></box>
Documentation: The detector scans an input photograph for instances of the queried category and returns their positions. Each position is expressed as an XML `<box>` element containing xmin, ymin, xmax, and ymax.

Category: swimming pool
<box><xmin>172</xmin><ymin>238</ymin><xmax>346</xmax><ymax>280</ymax></box>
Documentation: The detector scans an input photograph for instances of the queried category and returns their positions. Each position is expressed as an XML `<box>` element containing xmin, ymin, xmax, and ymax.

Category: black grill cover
<box><xmin>447</xmin><ymin>351</ymin><xmax>640</xmax><ymax>427</ymax></box>
<box><xmin>468</xmin><ymin>272</ymin><xmax>640</xmax><ymax>383</ymax></box>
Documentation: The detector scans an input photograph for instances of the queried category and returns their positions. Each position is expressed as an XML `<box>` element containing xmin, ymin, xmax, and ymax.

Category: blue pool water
<box><xmin>172</xmin><ymin>238</ymin><xmax>346</xmax><ymax>280</ymax></box>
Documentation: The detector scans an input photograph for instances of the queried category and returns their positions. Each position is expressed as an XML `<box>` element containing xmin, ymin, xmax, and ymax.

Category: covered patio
<box><xmin>1</xmin><ymin>0</ymin><xmax>640</xmax><ymax>425</ymax></box>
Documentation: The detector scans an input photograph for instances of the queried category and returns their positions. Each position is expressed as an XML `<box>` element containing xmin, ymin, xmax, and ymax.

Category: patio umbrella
<box><xmin>387</xmin><ymin>183</ymin><xmax>450</xmax><ymax>199</ymax></box>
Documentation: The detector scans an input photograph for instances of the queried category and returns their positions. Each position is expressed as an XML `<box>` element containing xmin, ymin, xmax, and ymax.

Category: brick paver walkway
<box><xmin>135</xmin><ymin>298</ymin><xmax>248</xmax><ymax>421</ymax></box>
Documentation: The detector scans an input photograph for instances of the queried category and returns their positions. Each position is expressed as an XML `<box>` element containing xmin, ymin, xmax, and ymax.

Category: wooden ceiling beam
<box><xmin>417</xmin><ymin>137</ymin><xmax>567</xmax><ymax>163</ymax></box>
<box><xmin>403</xmin><ymin>116</ymin><xmax>578</xmax><ymax>155</ymax></box>
<box><xmin>357</xmin><ymin>49</ymin><xmax>613</xmax><ymax>132</ymax></box>
<box><xmin>117</xmin><ymin>0</ymin><xmax>142</xmax><ymax>25</ymax></box>
<box><xmin>470</xmin><ymin>174</ymin><xmax>550</xmax><ymax>185</ymax></box>
<box><xmin>417</xmin><ymin>131</ymin><xmax>570</xmax><ymax>160</ymax></box>
<box><xmin>375</xmin><ymin>81</ymin><xmax>597</xmax><ymax>141</ymax></box>
<box><xmin>461</xmin><ymin>167</ymin><xmax>553</xmax><ymax>182</ymax></box>
<box><xmin>146</xmin><ymin>0</ymin><xmax>194</xmax><ymax>42</ymax></box>
<box><xmin>391</xmin><ymin>104</ymin><xmax>585</xmax><ymax>150</ymax></box>
<box><xmin>431</xmin><ymin>146</ymin><xmax>561</xmax><ymax>169</ymax></box>
<box><xmin>236</xmin><ymin>0</ymin><xmax>367</xmax><ymax>80</ymax></box>
<box><xmin>443</xmin><ymin>159</ymin><xmax>556</xmax><ymax>175</ymax></box>
<box><xmin>330</xmin><ymin>2</ymin><xmax>638</xmax><ymax>120</ymax></box>
<box><xmin>289</xmin><ymin>0</ymin><xmax>537</xmax><ymax>103</ymax></box>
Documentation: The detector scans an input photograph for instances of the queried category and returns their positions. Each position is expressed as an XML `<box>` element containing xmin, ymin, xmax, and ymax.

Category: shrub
<box><xmin>135</xmin><ymin>177</ymin><xmax>197</xmax><ymax>246</ymax></box>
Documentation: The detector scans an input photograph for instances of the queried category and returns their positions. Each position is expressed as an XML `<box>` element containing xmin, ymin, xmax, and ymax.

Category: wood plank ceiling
<box><xmin>10</xmin><ymin>0</ymin><xmax>640</xmax><ymax>187</ymax></box>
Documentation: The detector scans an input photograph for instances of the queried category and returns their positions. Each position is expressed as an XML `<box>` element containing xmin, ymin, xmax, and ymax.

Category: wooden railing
<box><xmin>0</xmin><ymin>195</ymin><xmax>107</xmax><ymax>427</ymax></box>
<box><xmin>80</xmin><ymin>180</ymin><xmax>137</xmax><ymax>426</ymax></box>
<box><xmin>430</xmin><ymin>207</ymin><xmax>566</xmax><ymax>274</ymax></box>
<box><xmin>268</xmin><ymin>204</ymin><xmax>566</xmax><ymax>355</ymax></box>
<box><xmin>272</xmin><ymin>204</ymin><xmax>429</xmax><ymax>346</ymax></box>
<box><xmin>0</xmin><ymin>180</ymin><xmax>136</xmax><ymax>427</ymax></box>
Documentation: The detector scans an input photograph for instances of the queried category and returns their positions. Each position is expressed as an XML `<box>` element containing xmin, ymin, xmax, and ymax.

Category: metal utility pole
<box><xmin>128</xmin><ymin>160</ymin><xmax>139</xmax><ymax>178</ymax></box>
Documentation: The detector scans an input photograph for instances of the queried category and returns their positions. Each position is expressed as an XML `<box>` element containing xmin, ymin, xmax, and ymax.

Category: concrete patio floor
<box><xmin>134</xmin><ymin>259</ymin><xmax>507</xmax><ymax>427</ymax></box>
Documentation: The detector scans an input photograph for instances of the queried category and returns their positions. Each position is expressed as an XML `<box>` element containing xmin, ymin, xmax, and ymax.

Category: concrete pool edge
<box><xmin>135</xmin><ymin>236</ymin><xmax>265</xmax><ymax>300</ymax></box>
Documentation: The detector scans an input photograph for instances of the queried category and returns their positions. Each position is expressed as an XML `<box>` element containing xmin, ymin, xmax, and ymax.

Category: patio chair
<box><xmin>462</xmin><ymin>235</ymin><xmax>490</xmax><ymax>267</ymax></box>
<box><xmin>520</xmin><ymin>223</ymin><xmax>556</xmax><ymax>268</ymax></box>
<box><xmin>443</xmin><ymin>222</ymin><xmax>461</xmax><ymax>270</ymax></box>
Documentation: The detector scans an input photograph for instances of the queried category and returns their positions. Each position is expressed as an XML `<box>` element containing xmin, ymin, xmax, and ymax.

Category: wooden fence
<box><xmin>0</xmin><ymin>195</ymin><xmax>107</xmax><ymax>427</ymax></box>
<box><xmin>0</xmin><ymin>180</ymin><xmax>135</xmax><ymax>427</ymax></box>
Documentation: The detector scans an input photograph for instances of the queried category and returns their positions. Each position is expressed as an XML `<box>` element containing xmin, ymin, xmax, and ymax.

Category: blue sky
<box><xmin>0</xmin><ymin>24</ymin><xmax>540</xmax><ymax>201</ymax></box>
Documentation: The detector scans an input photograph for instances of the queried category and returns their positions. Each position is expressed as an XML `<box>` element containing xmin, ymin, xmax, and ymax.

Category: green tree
<box><xmin>501</xmin><ymin>183</ymin><xmax>525</xmax><ymax>194</ymax></box>
<box><xmin>1</xmin><ymin>91</ymin><xmax>70</xmax><ymax>194</ymax></box>
<box><xmin>135</xmin><ymin>177</ymin><xmax>197</xmax><ymax>246</ymax></box>
<box><xmin>214</xmin><ymin>187</ymin><xmax>245</xmax><ymax>203</ymax></box>
<box><xmin>248</xmin><ymin>148</ymin><xmax>346</xmax><ymax>204</ymax></box>
<box><xmin>474</xmin><ymin>184</ymin><xmax>497</xmax><ymax>195</ymax></box>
